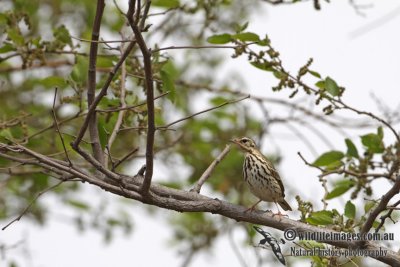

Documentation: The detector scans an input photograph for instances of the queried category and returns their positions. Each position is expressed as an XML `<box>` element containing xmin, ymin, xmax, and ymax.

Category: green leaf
<box><xmin>377</xmin><ymin>126</ymin><xmax>384</xmax><ymax>139</ymax></box>
<box><xmin>0</xmin><ymin>43</ymin><xmax>15</xmax><ymax>53</ymax></box>
<box><xmin>273</xmin><ymin>70</ymin><xmax>286</xmax><ymax>79</ymax></box>
<box><xmin>306</xmin><ymin>210</ymin><xmax>334</xmax><ymax>225</ymax></box>
<box><xmin>250</xmin><ymin>61</ymin><xmax>273</xmax><ymax>72</ymax></box>
<box><xmin>53</xmin><ymin>25</ymin><xmax>72</xmax><ymax>47</ymax></box>
<box><xmin>364</xmin><ymin>202</ymin><xmax>376</xmax><ymax>213</ymax></box>
<box><xmin>325</xmin><ymin>76</ymin><xmax>340</xmax><ymax>96</ymax></box>
<box><xmin>97</xmin><ymin>56</ymin><xmax>117</xmax><ymax>68</ymax></box>
<box><xmin>345</xmin><ymin>138</ymin><xmax>359</xmax><ymax>158</ymax></box>
<box><xmin>232</xmin><ymin>32</ymin><xmax>260</xmax><ymax>42</ymax></box>
<box><xmin>70</xmin><ymin>56</ymin><xmax>88</xmax><ymax>83</ymax></box>
<box><xmin>315</xmin><ymin>80</ymin><xmax>325</xmax><ymax>89</ymax></box>
<box><xmin>313</xmin><ymin>151</ymin><xmax>344</xmax><ymax>167</ymax></box>
<box><xmin>235</xmin><ymin>21</ymin><xmax>249</xmax><ymax>32</ymax></box>
<box><xmin>0</xmin><ymin>13</ymin><xmax>7</xmax><ymax>25</ymax></box>
<box><xmin>7</xmin><ymin>28</ymin><xmax>24</xmax><ymax>46</ymax></box>
<box><xmin>160</xmin><ymin>60</ymin><xmax>179</xmax><ymax>102</ymax></box>
<box><xmin>344</xmin><ymin>201</ymin><xmax>356</xmax><ymax>219</ymax></box>
<box><xmin>97</xmin><ymin>118</ymin><xmax>108</xmax><ymax>150</ymax></box>
<box><xmin>361</xmin><ymin>133</ymin><xmax>384</xmax><ymax>153</ymax></box>
<box><xmin>0</xmin><ymin>129</ymin><xmax>14</xmax><ymax>141</ymax></box>
<box><xmin>326</xmin><ymin>186</ymin><xmax>350</xmax><ymax>199</ymax></box>
<box><xmin>152</xmin><ymin>0</ymin><xmax>180</xmax><ymax>8</ymax></box>
<box><xmin>160</xmin><ymin>70</ymin><xmax>175</xmax><ymax>102</ymax></box>
<box><xmin>206</xmin><ymin>34</ymin><xmax>232</xmax><ymax>44</ymax></box>
<box><xmin>41</xmin><ymin>76</ymin><xmax>67</xmax><ymax>88</ymax></box>
<box><xmin>308</xmin><ymin>70</ymin><xmax>321</xmax><ymax>78</ymax></box>
<box><xmin>326</xmin><ymin>179</ymin><xmax>355</xmax><ymax>200</ymax></box>
<box><xmin>210</xmin><ymin>96</ymin><xmax>228</xmax><ymax>105</ymax></box>
<box><xmin>66</xmin><ymin>200</ymin><xmax>90</xmax><ymax>211</ymax></box>
<box><xmin>372</xmin><ymin>221</ymin><xmax>381</xmax><ymax>229</ymax></box>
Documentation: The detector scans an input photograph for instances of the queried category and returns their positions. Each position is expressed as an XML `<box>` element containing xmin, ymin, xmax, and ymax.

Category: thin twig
<box><xmin>72</xmin><ymin>40</ymin><xmax>136</xmax><ymax>149</ymax></box>
<box><xmin>112</xmin><ymin>147</ymin><xmax>139</xmax><ymax>171</ymax></box>
<box><xmin>0</xmin><ymin>60</ymin><xmax>72</xmax><ymax>73</ymax></box>
<box><xmin>159</xmin><ymin>95</ymin><xmax>250</xmax><ymax>130</ymax></box>
<box><xmin>176</xmin><ymin>80</ymin><xmax>371</xmax><ymax>131</ymax></box>
<box><xmin>339</xmin><ymin>101</ymin><xmax>400</xmax><ymax>145</ymax></box>
<box><xmin>190</xmin><ymin>144</ymin><xmax>231</xmax><ymax>193</ymax></box>
<box><xmin>73</xmin><ymin>145</ymin><xmax>121</xmax><ymax>182</ymax></box>
<box><xmin>51</xmin><ymin>88</ymin><xmax>72</xmax><ymax>166</ymax></box>
<box><xmin>297</xmin><ymin>151</ymin><xmax>327</xmax><ymax>171</ymax></box>
<box><xmin>104</xmin><ymin>36</ymin><xmax>128</xmax><ymax>167</ymax></box>
<box><xmin>139</xmin><ymin>0</ymin><xmax>151</xmax><ymax>30</ymax></box>
<box><xmin>29</xmin><ymin>112</ymin><xmax>83</xmax><ymax>139</ymax></box>
<box><xmin>289</xmin><ymin>73</ymin><xmax>400</xmax><ymax>144</ymax></box>
<box><xmin>134</xmin><ymin>0</ymin><xmax>141</xmax><ymax>25</ymax></box>
<box><xmin>97</xmin><ymin>92</ymin><xmax>169</xmax><ymax>113</ymax></box>
<box><xmin>105</xmin><ymin>144</ymin><xmax>115</xmax><ymax>169</ymax></box>
<box><xmin>298</xmin><ymin>152</ymin><xmax>331</xmax><ymax>209</ymax></box>
<box><xmin>360</xmin><ymin>175</ymin><xmax>400</xmax><ymax>236</ymax></box>
<box><xmin>30</xmin><ymin>92</ymin><xmax>168</xmax><ymax>140</ymax></box>
<box><xmin>375</xmin><ymin>199</ymin><xmax>400</xmax><ymax>232</ymax></box>
<box><xmin>152</xmin><ymin>45</ymin><xmax>246</xmax><ymax>53</ymax></box>
<box><xmin>71</xmin><ymin>36</ymin><xmax>132</xmax><ymax>44</ymax></box>
<box><xmin>2</xmin><ymin>180</ymin><xmax>65</xmax><ymax>230</ymax></box>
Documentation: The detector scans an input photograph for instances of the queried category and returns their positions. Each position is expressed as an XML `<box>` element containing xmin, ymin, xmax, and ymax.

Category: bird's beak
<box><xmin>230</xmin><ymin>138</ymin><xmax>239</xmax><ymax>144</ymax></box>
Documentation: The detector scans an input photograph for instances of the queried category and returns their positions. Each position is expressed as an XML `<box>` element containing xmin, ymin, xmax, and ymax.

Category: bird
<box><xmin>230</xmin><ymin>137</ymin><xmax>292</xmax><ymax>214</ymax></box>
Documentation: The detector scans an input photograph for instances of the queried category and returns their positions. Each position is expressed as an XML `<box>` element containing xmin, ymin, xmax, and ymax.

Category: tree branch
<box><xmin>2</xmin><ymin>180</ymin><xmax>66</xmax><ymax>230</ymax></box>
<box><xmin>104</xmin><ymin>39</ymin><xmax>128</xmax><ymax>167</ymax></box>
<box><xmin>375</xmin><ymin>199</ymin><xmax>400</xmax><ymax>232</ymax></box>
<box><xmin>360</xmin><ymin>175</ymin><xmax>400</xmax><ymax>235</ymax></box>
<box><xmin>72</xmin><ymin>40</ymin><xmax>136</xmax><ymax>149</ymax></box>
<box><xmin>52</xmin><ymin>88</ymin><xmax>72</xmax><ymax>166</ymax></box>
<box><xmin>158</xmin><ymin>95</ymin><xmax>250</xmax><ymax>130</ymax></box>
<box><xmin>126</xmin><ymin>1</ymin><xmax>155</xmax><ymax>196</ymax></box>
<box><xmin>1</xmin><ymin>143</ymin><xmax>400</xmax><ymax>266</ymax></box>
<box><xmin>191</xmin><ymin>144</ymin><xmax>231</xmax><ymax>193</ymax></box>
<box><xmin>86</xmin><ymin>0</ymin><xmax>106</xmax><ymax>165</ymax></box>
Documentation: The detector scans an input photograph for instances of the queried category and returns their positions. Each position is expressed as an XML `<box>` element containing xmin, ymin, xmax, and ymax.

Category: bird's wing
<box><xmin>264</xmin><ymin>157</ymin><xmax>285</xmax><ymax>195</ymax></box>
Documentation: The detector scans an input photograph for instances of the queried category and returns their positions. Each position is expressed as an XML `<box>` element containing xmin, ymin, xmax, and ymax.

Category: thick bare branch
<box><xmin>126</xmin><ymin>1</ymin><xmax>155</xmax><ymax>196</ymax></box>
<box><xmin>86</xmin><ymin>0</ymin><xmax>106</xmax><ymax>165</ymax></box>
<box><xmin>1</xmin><ymin>143</ymin><xmax>400</xmax><ymax>266</ymax></box>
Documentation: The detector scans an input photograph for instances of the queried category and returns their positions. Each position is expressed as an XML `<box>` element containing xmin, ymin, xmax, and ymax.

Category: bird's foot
<box><xmin>244</xmin><ymin>200</ymin><xmax>262</xmax><ymax>213</ymax></box>
<box><xmin>244</xmin><ymin>206</ymin><xmax>256</xmax><ymax>213</ymax></box>
<box><xmin>272</xmin><ymin>211</ymin><xmax>289</xmax><ymax>219</ymax></box>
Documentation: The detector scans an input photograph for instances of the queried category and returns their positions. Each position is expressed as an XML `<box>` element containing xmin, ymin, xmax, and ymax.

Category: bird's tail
<box><xmin>278</xmin><ymin>200</ymin><xmax>292</xmax><ymax>211</ymax></box>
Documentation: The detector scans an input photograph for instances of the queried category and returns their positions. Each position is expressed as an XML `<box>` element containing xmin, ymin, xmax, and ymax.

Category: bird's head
<box><xmin>230</xmin><ymin>137</ymin><xmax>257</xmax><ymax>153</ymax></box>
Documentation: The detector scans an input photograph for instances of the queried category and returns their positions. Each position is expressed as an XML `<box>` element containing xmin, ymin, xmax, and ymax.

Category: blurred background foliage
<box><xmin>0</xmin><ymin>0</ymin><xmax>268</xmax><ymax>264</ymax></box>
<box><xmin>1</xmin><ymin>0</ymin><xmax>399</xmax><ymax>267</ymax></box>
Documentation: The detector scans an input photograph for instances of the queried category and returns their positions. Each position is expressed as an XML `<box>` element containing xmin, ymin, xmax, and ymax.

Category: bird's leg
<box><xmin>272</xmin><ymin>202</ymin><xmax>289</xmax><ymax>218</ymax></box>
<box><xmin>245</xmin><ymin>199</ymin><xmax>262</xmax><ymax>212</ymax></box>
